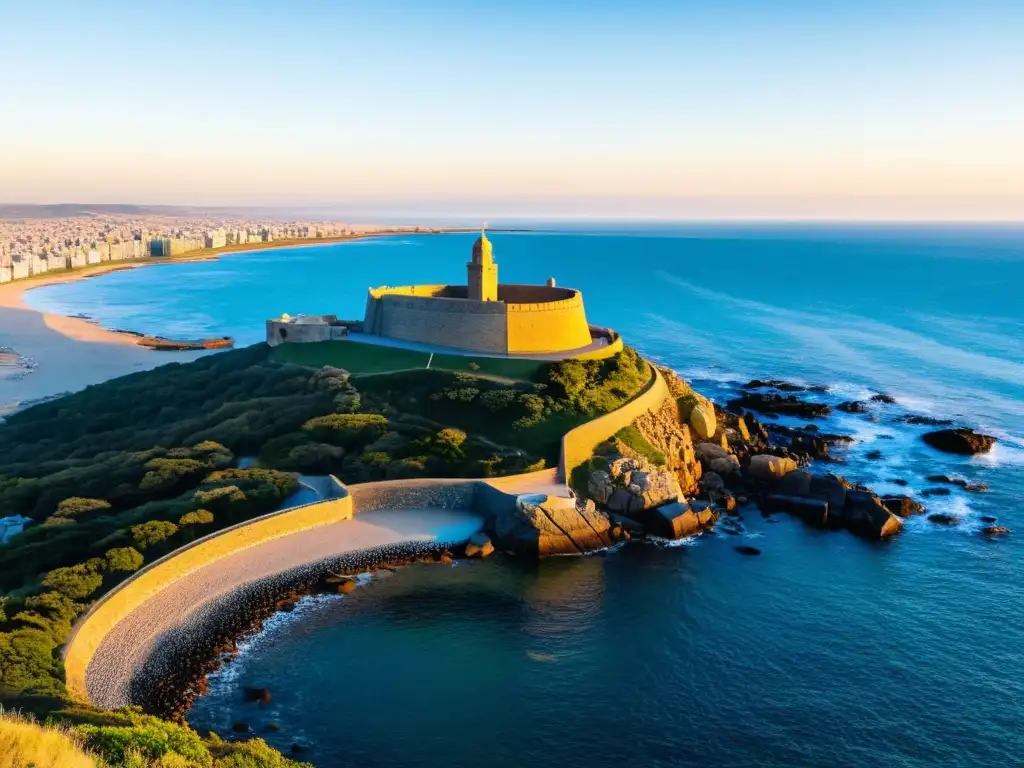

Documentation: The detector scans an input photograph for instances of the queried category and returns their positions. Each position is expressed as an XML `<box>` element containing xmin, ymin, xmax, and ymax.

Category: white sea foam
<box><xmin>646</xmin><ymin>534</ymin><xmax>701</xmax><ymax>548</ymax></box>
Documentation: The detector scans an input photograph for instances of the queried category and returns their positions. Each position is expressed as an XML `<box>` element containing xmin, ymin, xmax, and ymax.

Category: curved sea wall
<box><xmin>62</xmin><ymin>480</ymin><xmax>353</xmax><ymax>703</ymax></box>
<box><xmin>62</xmin><ymin>366</ymin><xmax>667</xmax><ymax>707</ymax></box>
<box><xmin>558</xmin><ymin>366</ymin><xmax>671</xmax><ymax>480</ymax></box>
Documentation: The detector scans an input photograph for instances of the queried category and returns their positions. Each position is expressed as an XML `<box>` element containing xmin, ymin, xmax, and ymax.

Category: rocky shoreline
<box><xmin>563</xmin><ymin>369</ymin><xmax>1006</xmax><ymax>550</ymax></box>
<box><xmin>131</xmin><ymin>370</ymin><xmax>1007</xmax><ymax>737</ymax></box>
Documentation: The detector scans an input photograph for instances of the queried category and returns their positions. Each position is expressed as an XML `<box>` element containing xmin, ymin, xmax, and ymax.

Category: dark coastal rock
<box><xmin>643</xmin><ymin>501</ymin><xmax>716</xmax><ymax>539</ymax></box>
<box><xmin>921</xmin><ymin>428</ymin><xmax>996</xmax><ymax>455</ymax></box>
<box><xmin>746</xmin><ymin>454</ymin><xmax>798</xmax><ymax>480</ymax></box>
<box><xmin>881</xmin><ymin>495</ymin><xmax>926</xmax><ymax>518</ymax></box>
<box><xmin>232</xmin><ymin>722</ymin><xmax>250</xmax><ymax>733</ymax></box>
<box><xmin>726</xmin><ymin>392</ymin><xmax>832</xmax><ymax>420</ymax></box>
<box><xmin>776</xmin><ymin>470</ymin><xmax>813</xmax><ymax>498</ymax></box>
<box><xmin>865</xmin><ymin>450</ymin><xmax>883</xmax><ymax>460</ymax></box>
<box><xmin>243</xmin><ymin>687</ymin><xmax>271</xmax><ymax>704</ymax></box>
<box><xmin>894</xmin><ymin>414</ymin><xmax>954</xmax><ymax>426</ymax></box>
<box><xmin>921</xmin><ymin>487</ymin><xmax>952</xmax><ymax>497</ymax></box>
<box><xmin>809</xmin><ymin>474</ymin><xmax>850</xmax><ymax>528</ymax></box>
<box><xmin>870</xmin><ymin>393</ymin><xmax>897</xmax><ymax>404</ymax></box>
<box><xmin>981</xmin><ymin>526</ymin><xmax>1010</xmax><ymax>537</ymax></box>
<box><xmin>741</xmin><ymin>379</ymin><xmax>828</xmax><ymax>393</ymax></box>
<box><xmin>889</xmin><ymin>478</ymin><xmax>908</xmax><ymax>486</ymax></box>
<box><xmin>609</xmin><ymin>513</ymin><xmax>646</xmax><ymax>536</ymax></box>
<box><xmin>762</xmin><ymin>494</ymin><xmax>829</xmax><ymax>527</ymax></box>
<box><xmin>845</xmin><ymin>490</ymin><xmax>903</xmax><ymax>538</ymax></box>
<box><xmin>837</xmin><ymin>401</ymin><xmax>868</xmax><ymax>413</ymax></box>
<box><xmin>735</xmin><ymin>545</ymin><xmax>761</xmax><ymax>556</ymax></box>
<box><xmin>980</xmin><ymin>515</ymin><xmax>998</xmax><ymax>523</ymax></box>
<box><xmin>928</xmin><ymin>513</ymin><xmax>961</xmax><ymax>525</ymax></box>
<box><xmin>924</xmin><ymin>475</ymin><xmax>989</xmax><ymax>493</ymax></box>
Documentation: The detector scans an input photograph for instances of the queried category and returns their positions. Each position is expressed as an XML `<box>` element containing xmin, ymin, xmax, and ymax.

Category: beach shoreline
<box><xmin>0</xmin><ymin>228</ymin><xmax>473</xmax><ymax>414</ymax></box>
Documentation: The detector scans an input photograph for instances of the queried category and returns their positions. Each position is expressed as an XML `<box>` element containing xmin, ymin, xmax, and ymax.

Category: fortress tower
<box><xmin>271</xmin><ymin>232</ymin><xmax>623</xmax><ymax>359</ymax></box>
<box><xmin>467</xmin><ymin>226</ymin><xmax>498</xmax><ymax>301</ymax></box>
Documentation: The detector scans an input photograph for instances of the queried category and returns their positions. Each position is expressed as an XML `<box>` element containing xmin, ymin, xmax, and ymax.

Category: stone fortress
<box><xmin>267</xmin><ymin>229</ymin><xmax>621</xmax><ymax>360</ymax></box>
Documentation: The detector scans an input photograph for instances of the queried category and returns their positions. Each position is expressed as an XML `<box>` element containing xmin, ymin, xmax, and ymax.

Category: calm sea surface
<box><xmin>28</xmin><ymin>226</ymin><xmax>1024</xmax><ymax>767</ymax></box>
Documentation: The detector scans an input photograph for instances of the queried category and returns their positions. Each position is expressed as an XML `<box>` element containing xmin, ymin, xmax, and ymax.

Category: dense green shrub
<box><xmin>130</xmin><ymin>522</ymin><xmax>179</xmax><ymax>551</ymax></box>
<box><xmin>41</xmin><ymin>564</ymin><xmax>103</xmax><ymax>600</ymax></box>
<box><xmin>54</xmin><ymin>497</ymin><xmax>112</xmax><ymax>519</ymax></box>
<box><xmin>104</xmin><ymin>547</ymin><xmax>145</xmax><ymax>573</ymax></box>
<box><xmin>178</xmin><ymin>510</ymin><xmax>214</xmax><ymax>527</ymax></box>
<box><xmin>77</xmin><ymin>713</ymin><xmax>213</xmax><ymax>767</ymax></box>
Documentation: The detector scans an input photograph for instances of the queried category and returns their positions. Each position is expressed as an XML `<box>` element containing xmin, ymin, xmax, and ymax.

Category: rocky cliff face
<box><xmin>630</xmin><ymin>368</ymin><xmax>703</xmax><ymax>496</ymax></box>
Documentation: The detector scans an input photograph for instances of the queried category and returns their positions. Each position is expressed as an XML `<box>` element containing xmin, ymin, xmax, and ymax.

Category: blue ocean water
<box><xmin>27</xmin><ymin>226</ymin><xmax>1024</xmax><ymax>767</ymax></box>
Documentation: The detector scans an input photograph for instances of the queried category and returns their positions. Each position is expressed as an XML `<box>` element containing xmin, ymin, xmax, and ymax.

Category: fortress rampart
<box><xmin>362</xmin><ymin>282</ymin><xmax>592</xmax><ymax>355</ymax></box>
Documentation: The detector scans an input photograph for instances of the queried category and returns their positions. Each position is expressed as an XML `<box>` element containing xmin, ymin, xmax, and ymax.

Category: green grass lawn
<box><xmin>271</xmin><ymin>340</ymin><xmax>546</xmax><ymax>381</ymax></box>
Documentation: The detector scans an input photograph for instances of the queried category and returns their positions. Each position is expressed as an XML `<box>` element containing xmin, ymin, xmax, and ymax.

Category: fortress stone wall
<box><xmin>504</xmin><ymin>286</ymin><xmax>592</xmax><ymax>354</ymax></box>
<box><xmin>366</xmin><ymin>286</ymin><xmax>509</xmax><ymax>354</ymax></box>
<box><xmin>362</xmin><ymin>283</ymin><xmax>592</xmax><ymax>355</ymax></box>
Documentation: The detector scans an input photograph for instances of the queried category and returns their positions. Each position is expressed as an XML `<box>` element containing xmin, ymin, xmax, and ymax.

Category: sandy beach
<box><xmin>85</xmin><ymin>507</ymin><xmax>484</xmax><ymax>708</ymax></box>
<box><xmin>0</xmin><ymin>267</ymin><xmax>209</xmax><ymax>414</ymax></box>
<box><xmin>0</xmin><ymin>229</ymin><xmax>472</xmax><ymax>415</ymax></box>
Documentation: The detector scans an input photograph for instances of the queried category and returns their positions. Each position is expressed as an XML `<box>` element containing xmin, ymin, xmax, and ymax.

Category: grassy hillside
<box><xmin>271</xmin><ymin>339</ymin><xmax>547</xmax><ymax>380</ymax></box>
<box><xmin>0</xmin><ymin>341</ymin><xmax>650</xmax><ymax>766</ymax></box>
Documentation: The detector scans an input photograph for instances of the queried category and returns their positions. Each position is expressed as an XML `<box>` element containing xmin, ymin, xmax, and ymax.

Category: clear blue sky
<box><xmin>2</xmin><ymin>0</ymin><xmax>1023</xmax><ymax>219</ymax></box>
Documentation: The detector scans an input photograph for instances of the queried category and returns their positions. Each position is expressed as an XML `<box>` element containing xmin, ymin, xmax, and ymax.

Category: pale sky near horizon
<box><xmin>2</xmin><ymin>0</ymin><xmax>1023</xmax><ymax>219</ymax></box>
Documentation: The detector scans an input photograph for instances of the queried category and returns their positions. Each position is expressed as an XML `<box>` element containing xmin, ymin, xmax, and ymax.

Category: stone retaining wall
<box><xmin>558</xmin><ymin>366</ymin><xmax>671</xmax><ymax>481</ymax></box>
<box><xmin>62</xmin><ymin>478</ymin><xmax>352</xmax><ymax>702</ymax></box>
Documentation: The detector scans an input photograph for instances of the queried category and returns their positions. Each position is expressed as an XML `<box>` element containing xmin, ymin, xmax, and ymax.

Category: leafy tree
<box><xmin>178</xmin><ymin>509</ymin><xmax>214</xmax><ymax>527</ymax></box>
<box><xmin>41</xmin><ymin>563</ymin><xmax>103</xmax><ymax>600</ymax></box>
<box><xmin>130</xmin><ymin>521</ymin><xmax>179</xmax><ymax>551</ymax></box>
<box><xmin>54</xmin><ymin>497</ymin><xmax>112</xmax><ymax>518</ymax></box>
<box><xmin>104</xmin><ymin>547</ymin><xmax>145</xmax><ymax>573</ymax></box>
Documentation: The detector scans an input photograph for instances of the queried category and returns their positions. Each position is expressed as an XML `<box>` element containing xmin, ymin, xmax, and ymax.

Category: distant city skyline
<box><xmin>3</xmin><ymin>0</ymin><xmax>1023</xmax><ymax>220</ymax></box>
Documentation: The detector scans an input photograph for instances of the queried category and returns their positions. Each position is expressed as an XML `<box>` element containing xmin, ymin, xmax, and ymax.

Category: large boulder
<box><xmin>762</xmin><ymin>494</ymin><xmax>829</xmax><ymax>527</ymax></box>
<box><xmin>492</xmin><ymin>494</ymin><xmax>614</xmax><ymax>557</ymax></box>
<box><xmin>709</xmin><ymin>456</ymin><xmax>740</xmax><ymax>477</ymax></box>
<box><xmin>921</xmin><ymin>428</ymin><xmax>996</xmax><ymax>455</ymax></box>
<box><xmin>746</xmin><ymin>454</ymin><xmax>798</xmax><ymax>480</ymax></box>
<box><xmin>586</xmin><ymin>470</ymin><xmax>614</xmax><ymax>505</ymax></box>
<box><xmin>776</xmin><ymin>470</ymin><xmax>812</xmax><ymax>498</ymax></box>
<box><xmin>881</xmin><ymin>496</ymin><xmax>926</xmax><ymax>518</ymax></box>
<box><xmin>600</xmin><ymin>457</ymin><xmax>682</xmax><ymax>513</ymax></box>
<box><xmin>689</xmin><ymin>397</ymin><xmax>717</xmax><ymax>440</ymax></box>
<box><xmin>640</xmin><ymin>500</ymin><xmax>718</xmax><ymax>539</ymax></box>
<box><xmin>845</xmin><ymin>491</ymin><xmax>903</xmax><ymax>538</ymax></box>
<box><xmin>694</xmin><ymin>443</ymin><xmax>730</xmax><ymax>462</ymax></box>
